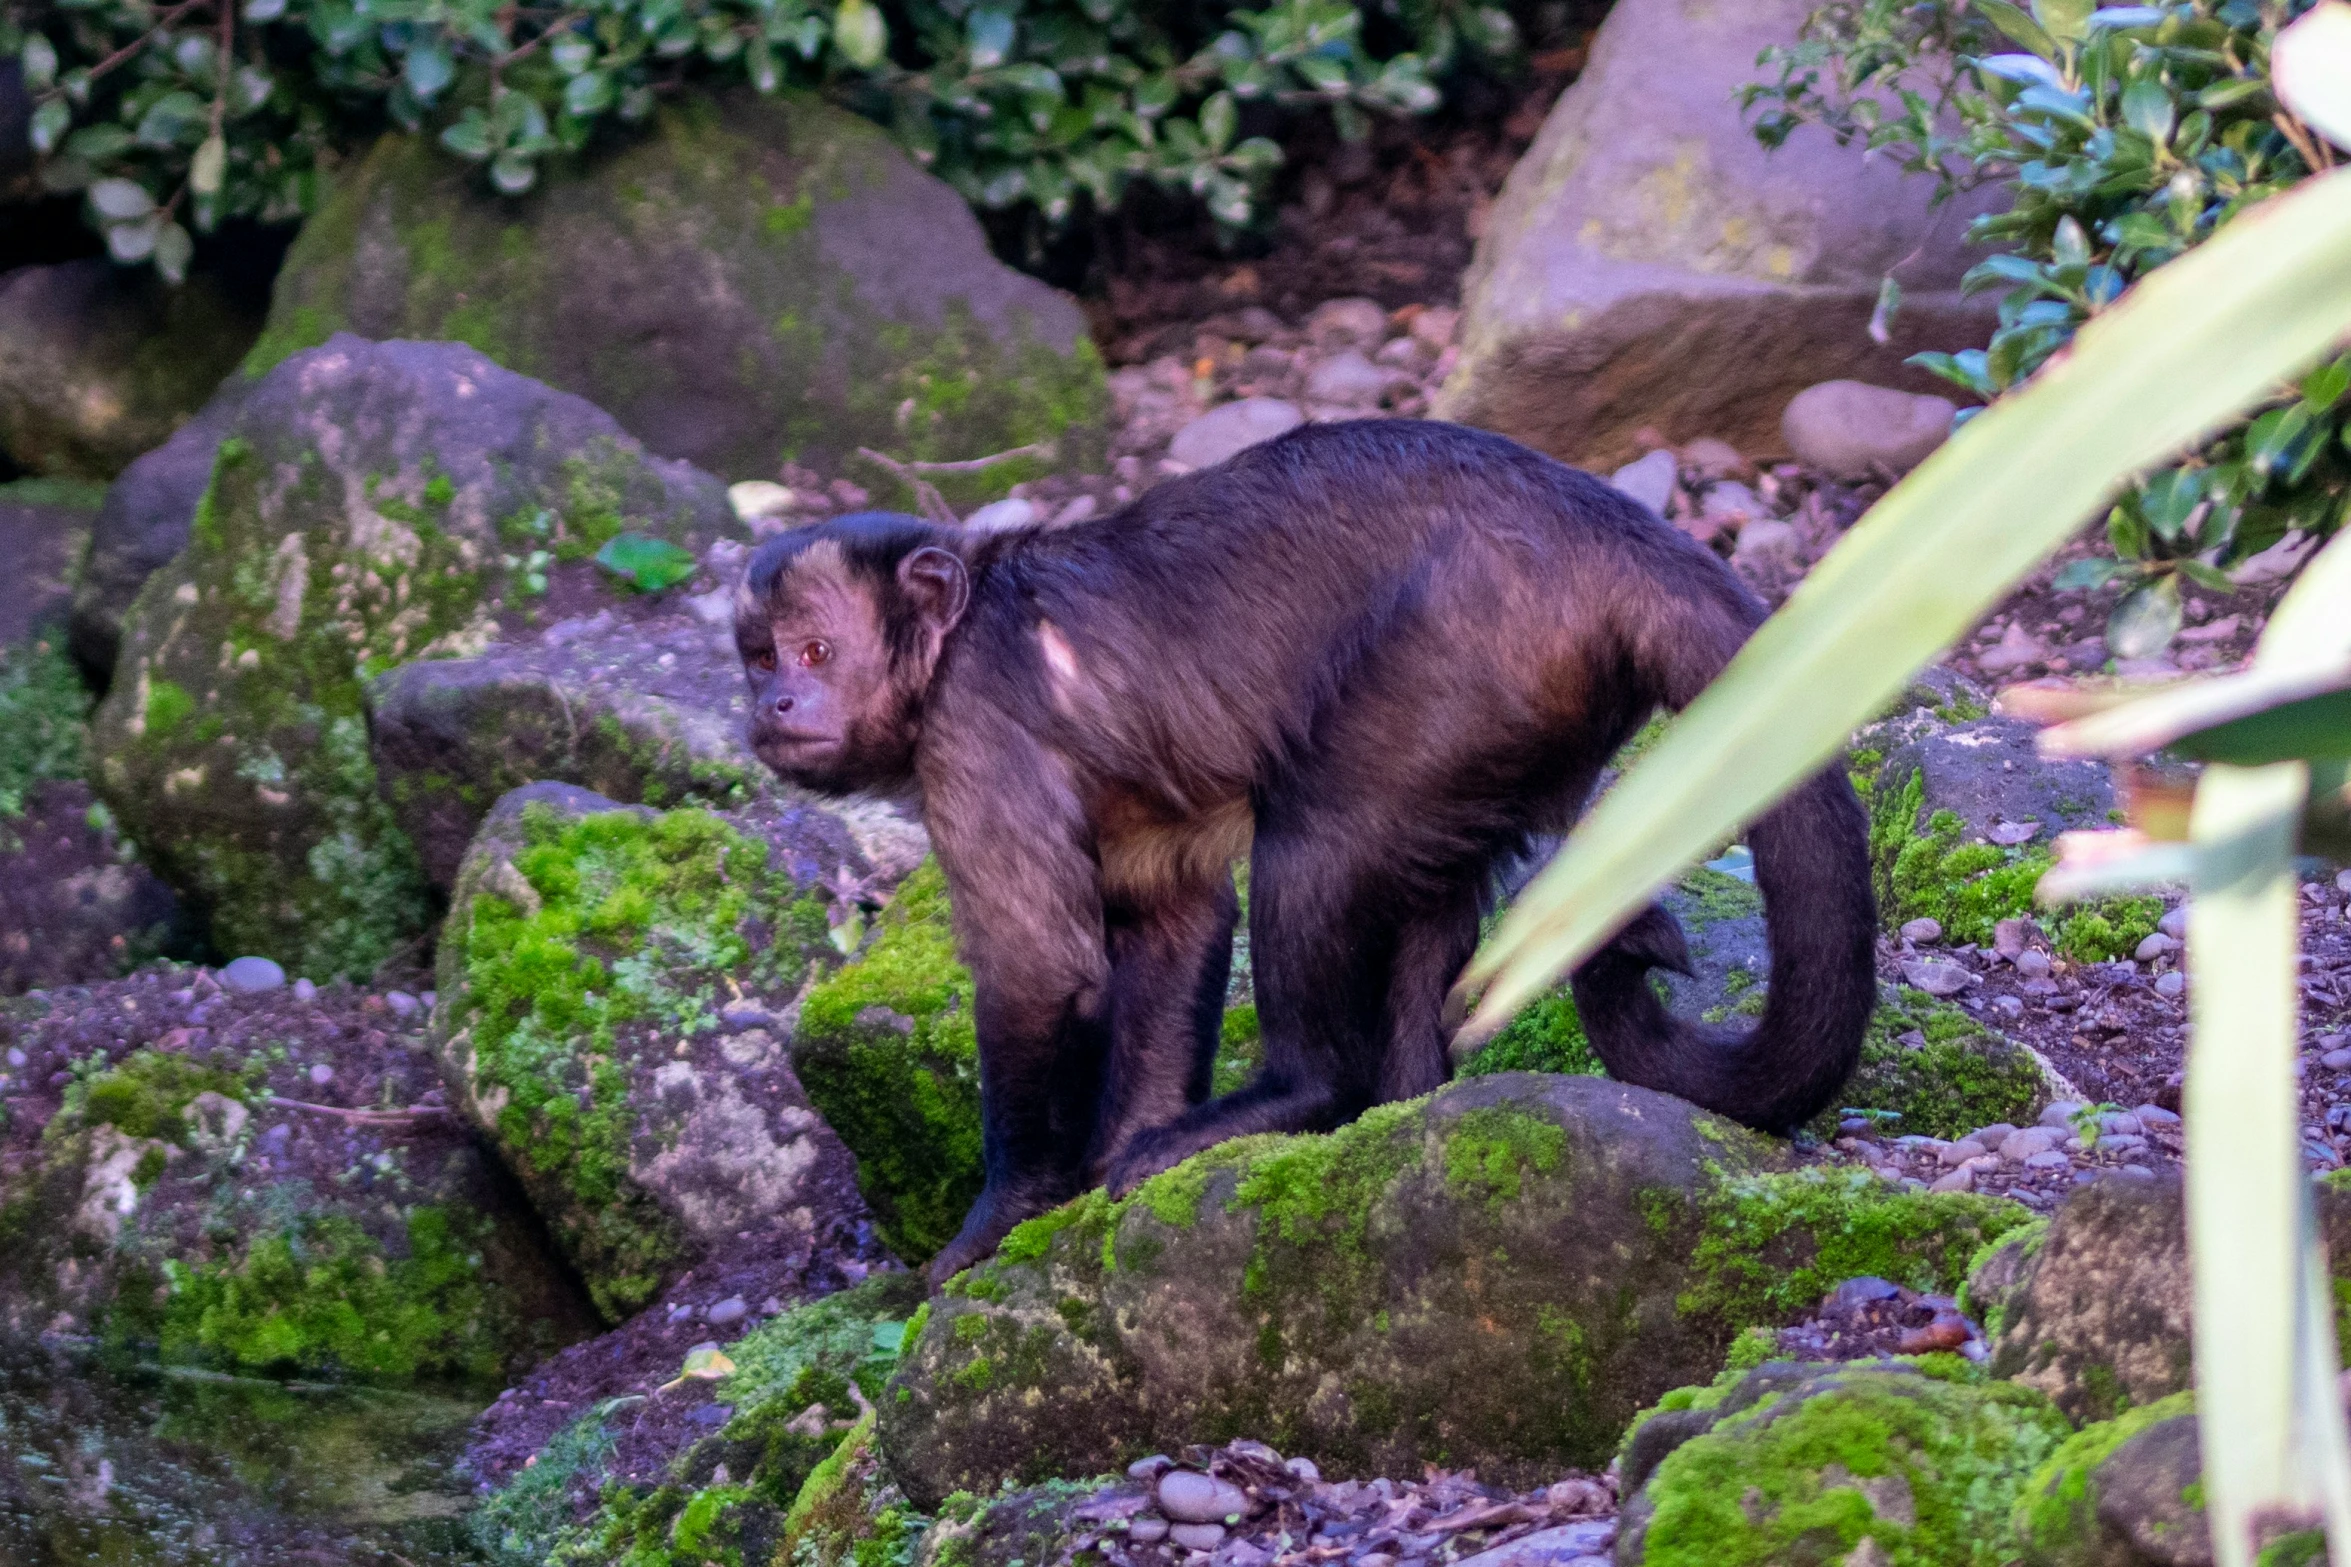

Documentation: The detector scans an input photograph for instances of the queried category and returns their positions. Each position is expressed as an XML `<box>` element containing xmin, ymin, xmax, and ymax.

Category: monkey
<box><xmin>735</xmin><ymin>419</ymin><xmax>1876</xmax><ymax>1284</ymax></box>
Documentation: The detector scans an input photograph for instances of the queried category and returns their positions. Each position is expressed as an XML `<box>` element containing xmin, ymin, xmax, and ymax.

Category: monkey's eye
<box><xmin>799</xmin><ymin>639</ymin><xmax>832</xmax><ymax>668</ymax></box>
<box><xmin>748</xmin><ymin>650</ymin><xmax>777</xmax><ymax>674</ymax></box>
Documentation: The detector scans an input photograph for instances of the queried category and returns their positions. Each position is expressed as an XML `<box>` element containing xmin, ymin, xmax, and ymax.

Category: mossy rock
<box><xmin>1814</xmin><ymin>984</ymin><xmax>2058</xmax><ymax>1140</ymax></box>
<box><xmin>791</xmin><ymin>858</ymin><xmax>984</xmax><ymax>1266</ymax></box>
<box><xmin>1616</xmin><ymin>1359</ymin><xmax>2073</xmax><ymax>1567</ymax></box>
<box><xmin>253</xmin><ymin>93</ymin><xmax>1108</xmax><ymax>489</ymax></box>
<box><xmin>432</xmin><ymin>783</ymin><xmax>872</xmax><ymax>1320</ymax></box>
<box><xmin>2012</xmin><ymin>1392</ymin><xmax>2202</xmax><ymax>1567</ymax></box>
<box><xmin>87</xmin><ymin>335</ymin><xmax>738</xmax><ymax>980</ymax></box>
<box><xmin>1981</xmin><ymin>1175</ymin><xmax>2351</xmax><ymax>1428</ymax></box>
<box><xmin>913</xmin><ymin>1478</ymin><xmax>1124</xmax><ymax>1567</ymax></box>
<box><xmin>0</xmin><ymin>1047</ymin><xmax>592</xmax><ymax>1383</ymax></box>
<box><xmin>469</xmin><ymin>1272</ymin><xmax>926</xmax><ymax>1567</ymax></box>
<box><xmin>879</xmin><ymin>1073</ymin><xmax>2033</xmax><ymax>1507</ymax></box>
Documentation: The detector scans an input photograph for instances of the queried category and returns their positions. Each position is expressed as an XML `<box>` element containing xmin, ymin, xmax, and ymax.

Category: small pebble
<box><xmin>2025</xmin><ymin>1150</ymin><xmax>2073</xmax><ymax>1171</ymax></box>
<box><xmin>1128</xmin><ymin>1455</ymin><xmax>1175</xmax><ymax>1482</ymax></box>
<box><xmin>1993</xmin><ymin>918</ymin><xmax>2037</xmax><ymax>958</ymax></box>
<box><xmin>1825</xmin><ymin>1275</ymin><xmax>1902</xmax><ymax>1311</ymax></box>
<box><xmin>2135</xmin><ymin>1104</ymin><xmax>2181</xmax><ymax>1129</ymax></box>
<box><xmin>1992</xmin><ymin>995</ymin><xmax>2024</xmax><ymax>1018</ymax></box>
<box><xmin>307</xmin><ymin>1062</ymin><xmax>333</xmax><ymax>1087</ymax></box>
<box><xmin>1158</xmin><ymin>1469</ymin><xmax>1248</xmax><ymax>1524</ymax></box>
<box><xmin>1838</xmin><ymin>1116</ymin><xmax>1876</xmax><ymax>1136</ymax></box>
<box><xmin>2121</xmin><ymin>1164</ymin><xmax>2156</xmax><ymax>1179</ymax></box>
<box><xmin>292</xmin><ymin>977</ymin><xmax>317</xmax><ymax>1002</ymax></box>
<box><xmin>4</xmin><ymin>1048</ymin><xmax>22</xmax><ymax>1068</ymax></box>
<box><xmin>707</xmin><ymin>1296</ymin><xmax>748</xmax><ymax>1328</ymax></box>
<box><xmin>1970</xmin><ymin>1123</ymin><xmax>2019</xmax><ymax>1149</ymax></box>
<box><xmin>2099</xmin><ymin>1111</ymin><xmax>2143</xmax><ymax>1136</ymax></box>
<box><xmin>2156</xmin><ymin>972</ymin><xmax>2186</xmax><ymax>998</ymax></box>
<box><xmin>2015</xmin><ymin>950</ymin><xmax>2053</xmax><ymax>979</ymax></box>
<box><xmin>2041</xmin><ymin>1101</ymin><xmax>2085</xmax><ymax>1129</ymax></box>
<box><xmin>1939</xmin><ymin>1139</ymin><xmax>1988</xmax><ymax>1168</ymax></box>
<box><xmin>2100</xmin><ymin>1134</ymin><xmax>2148</xmax><ymax>1154</ymax></box>
<box><xmin>1285</xmin><ymin>1457</ymin><xmax>1320</xmax><ymax>1483</ymax></box>
<box><xmin>760</xmin><ymin>1296</ymin><xmax>784</xmax><ymax>1316</ymax></box>
<box><xmin>2135</xmin><ymin>932</ymin><xmax>2180</xmax><ymax>962</ymax></box>
<box><xmin>2325</xmin><ymin>1049</ymin><xmax>2351</xmax><ymax>1071</ymax></box>
<box><xmin>666</xmin><ymin>1304</ymin><xmax>697</xmax><ymax>1326</ymax></box>
<box><xmin>220</xmin><ymin>956</ymin><xmax>286</xmax><ymax>994</ymax></box>
<box><xmin>1930</xmin><ymin>1166</ymin><xmax>1976</xmax><ymax>1193</ymax></box>
<box><xmin>422</xmin><ymin>991</ymin><xmax>437</xmax><ymax>1010</ymax></box>
<box><xmin>2160</xmin><ymin>906</ymin><xmax>2190</xmax><ymax>940</ymax></box>
<box><xmin>2001</xmin><ymin>1127</ymin><xmax>2060</xmax><ymax>1162</ymax></box>
<box><xmin>384</xmin><ymin>991</ymin><xmax>420</xmax><ymax>1020</ymax></box>
<box><xmin>1128</xmin><ymin>1518</ymin><xmax>1170</xmax><ymax>1545</ymax></box>
<box><xmin>1169</xmin><ymin>1524</ymin><xmax>1226</xmax><ymax>1553</ymax></box>
<box><xmin>1900</xmin><ymin>957</ymin><xmax>1975</xmax><ymax>996</ymax></box>
<box><xmin>1899</xmin><ymin>917</ymin><xmax>1943</xmax><ymax>945</ymax></box>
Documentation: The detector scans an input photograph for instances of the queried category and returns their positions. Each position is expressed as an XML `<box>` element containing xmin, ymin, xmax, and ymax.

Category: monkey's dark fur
<box><xmin>735</xmin><ymin>420</ymin><xmax>1875</xmax><ymax>1282</ymax></box>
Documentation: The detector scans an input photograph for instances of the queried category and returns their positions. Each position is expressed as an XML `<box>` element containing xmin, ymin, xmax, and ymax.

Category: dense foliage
<box><xmin>3</xmin><ymin>0</ymin><xmax>1523</xmax><ymax>280</ymax></box>
<box><xmin>1744</xmin><ymin>0</ymin><xmax>2343</xmax><ymax>652</ymax></box>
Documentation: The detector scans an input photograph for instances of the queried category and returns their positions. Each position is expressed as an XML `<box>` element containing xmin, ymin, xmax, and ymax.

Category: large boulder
<box><xmin>880</xmin><ymin>1073</ymin><xmax>2033</xmax><ymax>1506</ymax></box>
<box><xmin>68</xmin><ymin>382</ymin><xmax>247</xmax><ymax>685</ymax></box>
<box><xmin>1437</xmin><ymin>0</ymin><xmax>1998</xmax><ymax>471</ymax></box>
<box><xmin>88</xmin><ymin>335</ymin><xmax>739</xmax><ymax>979</ymax></box>
<box><xmin>432</xmin><ymin>783</ymin><xmax>875</xmax><ymax>1320</ymax></box>
<box><xmin>1616</xmin><ymin>1361</ymin><xmax>2072</xmax><ymax>1566</ymax></box>
<box><xmin>250</xmin><ymin>94</ymin><xmax>1108</xmax><ymax>485</ymax></box>
<box><xmin>0</xmin><ymin>260</ymin><xmax>256</xmax><ymax>479</ymax></box>
<box><xmin>2012</xmin><ymin>1392</ymin><xmax>2210</xmax><ymax>1567</ymax></box>
<box><xmin>0</xmin><ymin>969</ymin><xmax>597</xmax><ymax>1382</ymax></box>
<box><xmin>1974</xmin><ymin>1175</ymin><xmax>2351</xmax><ymax>1426</ymax></box>
<box><xmin>363</xmin><ymin>573</ymin><xmax>927</xmax><ymax>889</ymax></box>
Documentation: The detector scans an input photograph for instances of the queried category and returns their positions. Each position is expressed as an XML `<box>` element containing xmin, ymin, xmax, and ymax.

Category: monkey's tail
<box><xmin>1564</xmin><ymin>570</ymin><xmax>1878</xmax><ymax>1135</ymax></box>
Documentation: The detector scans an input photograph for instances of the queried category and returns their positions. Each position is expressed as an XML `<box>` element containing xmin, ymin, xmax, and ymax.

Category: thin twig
<box><xmin>2275</xmin><ymin>111</ymin><xmax>2337</xmax><ymax>173</ymax></box>
<box><xmin>38</xmin><ymin>0</ymin><xmax>213</xmax><ymax>100</ymax></box>
<box><xmin>889</xmin><ymin>440</ymin><xmax>1058</xmax><ymax>474</ymax></box>
<box><xmin>851</xmin><ymin>448</ymin><xmax>959</xmax><ymax>525</ymax></box>
<box><xmin>264</xmin><ymin>1095</ymin><xmax>453</xmax><ymax>1125</ymax></box>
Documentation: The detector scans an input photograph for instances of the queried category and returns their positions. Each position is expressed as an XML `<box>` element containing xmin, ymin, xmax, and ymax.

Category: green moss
<box><xmin>1460</xmin><ymin>989</ymin><xmax>1604</xmax><ymax>1078</ymax></box>
<box><xmin>1442</xmin><ymin>1106</ymin><xmax>1568</xmax><ymax>1207</ymax></box>
<box><xmin>69</xmin><ymin>1049</ymin><xmax>249</xmax><ymax>1144</ymax></box>
<box><xmin>2012</xmin><ymin>1390</ymin><xmax>2193</xmax><ymax>1559</ymax></box>
<box><xmin>472</xmin><ymin>1407</ymin><xmax>621</xmax><ymax>1567</ymax></box>
<box><xmin>451</xmin><ymin>805</ymin><xmax>833</xmax><ymax>1318</ymax></box>
<box><xmin>1811</xmin><ymin>987</ymin><xmax>2049</xmax><ymax>1139</ymax></box>
<box><xmin>1637</xmin><ymin>1366</ymin><xmax>2072</xmax><ymax>1567</ymax></box>
<box><xmin>1720</xmin><ymin>1325</ymin><xmax>1781</xmax><ymax>1375</ymax></box>
<box><xmin>0</xmin><ymin>476</ymin><xmax>108</xmax><ymax>511</ymax></box>
<box><xmin>0</xmin><ymin>638</ymin><xmax>88</xmax><ymax>816</ymax></box>
<box><xmin>153</xmin><ymin>1206</ymin><xmax>508</xmax><ymax>1383</ymax></box>
<box><xmin>1870</xmin><ymin>772</ymin><xmax>2162</xmax><ymax>958</ymax></box>
<box><xmin>1682</xmin><ymin>1165</ymin><xmax>2037</xmax><ymax>1326</ymax></box>
<box><xmin>792</xmin><ymin>861</ymin><xmax>983</xmax><ymax>1264</ymax></box>
<box><xmin>1212</xmin><ymin>1004</ymin><xmax>1261</xmax><ymax>1096</ymax></box>
<box><xmin>1677</xmin><ymin>867</ymin><xmax>1763</xmax><ymax>927</ymax></box>
<box><xmin>1957</xmin><ymin>1218</ymin><xmax>2049</xmax><ymax>1341</ymax></box>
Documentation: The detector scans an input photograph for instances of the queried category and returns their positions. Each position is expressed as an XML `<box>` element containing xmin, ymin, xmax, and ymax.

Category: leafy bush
<box><xmin>2</xmin><ymin>0</ymin><xmax>1521</xmax><ymax>281</ymax></box>
<box><xmin>1744</xmin><ymin>0</ymin><xmax>2342</xmax><ymax>653</ymax></box>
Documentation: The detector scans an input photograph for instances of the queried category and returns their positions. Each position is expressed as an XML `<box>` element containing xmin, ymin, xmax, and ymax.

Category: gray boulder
<box><xmin>1439</xmin><ymin>0</ymin><xmax>1998</xmax><ymax>471</ymax></box>
<box><xmin>881</xmin><ymin>1073</ymin><xmax>2031</xmax><ymax>1506</ymax></box>
<box><xmin>68</xmin><ymin>382</ymin><xmax>247</xmax><ymax>684</ymax></box>
<box><xmin>253</xmin><ymin>94</ymin><xmax>1107</xmax><ymax>486</ymax></box>
<box><xmin>0</xmin><ymin>260</ymin><xmax>255</xmax><ymax>479</ymax></box>
<box><xmin>431</xmin><ymin>782</ymin><xmax>875</xmax><ymax>1320</ymax></box>
<box><xmin>2011</xmin><ymin>1392</ymin><xmax>2214</xmax><ymax>1566</ymax></box>
<box><xmin>1782</xmin><ymin>379</ymin><xmax>1958</xmax><ymax>481</ymax></box>
<box><xmin>88</xmin><ymin>335</ymin><xmax>739</xmax><ymax>980</ymax></box>
<box><xmin>363</xmin><ymin>578</ymin><xmax>926</xmax><ymax>888</ymax></box>
<box><xmin>1871</xmin><ymin>711</ymin><xmax>2116</xmax><ymax>849</ymax></box>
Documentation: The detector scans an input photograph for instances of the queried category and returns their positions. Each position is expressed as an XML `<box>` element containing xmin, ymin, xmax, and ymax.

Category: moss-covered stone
<box><xmin>2012</xmin><ymin>1391</ymin><xmax>2198</xmax><ymax>1567</ymax></box>
<box><xmin>878</xmin><ymin>1073</ymin><xmax>2027</xmax><ymax>1507</ymax></box>
<box><xmin>1814</xmin><ymin>984</ymin><xmax>2057</xmax><ymax>1139</ymax></box>
<box><xmin>434</xmin><ymin>784</ymin><xmax>868</xmax><ymax>1320</ymax></box>
<box><xmin>469</xmin><ymin>1273</ymin><xmax>926</xmax><ymax>1567</ymax></box>
<box><xmin>88</xmin><ymin>337</ymin><xmax>737</xmax><ymax>979</ymax></box>
<box><xmin>254</xmin><ymin>94</ymin><xmax>1107</xmax><ymax>488</ymax></box>
<box><xmin>791</xmin><ymin>860</ymin><xmax>984</xmax><ymax>1266</ymax></box>
<box><xmin>0</xmin><ymin>1042</ymin><xmax>586</xmax><ymax>1383</ymax></box>
<box><xmin>1617</xmin><ymin>1361</ymin><xmax>2073</xmax><ymax>1567</ymax></box>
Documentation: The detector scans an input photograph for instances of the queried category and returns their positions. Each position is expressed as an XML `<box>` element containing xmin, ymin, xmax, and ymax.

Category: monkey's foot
<box><xmin>924</xmin><ymin>1180</ymin><xmax>1074</xmax><ymax>1290</ymax></box>
<box><xmin>1104</xmin><ymin>1132</ymin><xmax>1192</xmax><ymax>1200</ymax></box>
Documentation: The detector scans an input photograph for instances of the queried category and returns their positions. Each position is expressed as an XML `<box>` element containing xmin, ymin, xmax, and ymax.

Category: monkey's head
<box><xmin>734</xmin><ymin>513</ymin><xmax>971</xmax><ymax>795</ymax></box>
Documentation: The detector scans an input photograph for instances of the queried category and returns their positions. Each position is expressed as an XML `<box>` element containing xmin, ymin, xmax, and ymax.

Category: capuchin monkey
<box><xmin>736</xmin><ymin>420</ymin><xmax>1875</xmax><ymax>1284</ymax></box>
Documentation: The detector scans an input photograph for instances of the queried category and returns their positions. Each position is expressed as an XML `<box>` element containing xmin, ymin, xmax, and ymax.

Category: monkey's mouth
<box><xmin>750</xmin><ymin>727</ymin><xmax>845</xmax><ymax>767</ymax></box>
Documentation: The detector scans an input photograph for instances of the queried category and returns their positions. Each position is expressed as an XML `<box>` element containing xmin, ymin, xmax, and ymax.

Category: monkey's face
<box><xmin>735</xmin><ymin>530</ymin><xmax>969</xmax><ymax>795</ymax></box>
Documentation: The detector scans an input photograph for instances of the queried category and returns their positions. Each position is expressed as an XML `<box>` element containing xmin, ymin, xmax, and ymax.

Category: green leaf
<box><xmin>562</xmin><ymin>70</ymin><xmax>611</xmax><ymax>115</ymax></box>
<box><xmin>190</xmin><ymin>133</ymin><xmax>228</xmax><ymax>197</ymax></box>
<box><xmin>489</xmin><ymin>149</ymin><xmax>536</xmax><ymax>195</ymax></box>
<box><xmin>152</xmin><ymin>220</ymin><xmax>192</xmax><ymax>284</ymax></box>
<box><xmin>594</xmin><ymin>533</ymin><xmax>699</xmax><ymax>592</ymax></box>
<box><xmin>966</xmin><ymin>7</ymin><xmax>1014</xmax><ymax>70</ymax></box>
<box><xmin>439</xmin><ymin>109</ymin><xmax>491</xmax><ymax>160</ymax></box>
<box><xmin>834</xmin><ymin>0</ymin><xmax>887</xmax><ymax>69</ymax></box>
<box><xmin>2033</xmin><ymin>0</ymin><xmax>2094</xmax><ymax>42</ymax></box>
<box><xmin>1979</xmin><ymin>0</ymin><xmax>2060</xmax><ymax>58</ymax></box>
<box><xmin>29</xmin><ymin>99</ymin><xmax>69</xmax><ymax>155</ymax></box>
<box><xmin>402</xmin><ymin>39</ymin><xmax>454</xmax><ymax>100</ymax></box>
<box><xmin>2107</xmin><ymin>572</ymin><xmax>2183</xmax><ymax>657</ymax></box>
<box><xmin>2121</xmin><ymin>77</ymin><xmax>2175</xmax><ymax>143</ymax></box>
<box><xmin>2052</xmin><ymin>556</ymin><xmax>2121</xmax><ymax>590</ymax></box>
<box><xmin>1199</xmin><ymin>90</ymin><xmax>1236</xmax><ymax>152</ymax></box>
<box><xmin>19</xmin><ymin>32</ymin><xmax>55</xmax><ymax>88</ymax></box>
<box><xmin>86</xmin><ymin>177</ymin><xmax>154</xmax><ymax>221</ymax></box>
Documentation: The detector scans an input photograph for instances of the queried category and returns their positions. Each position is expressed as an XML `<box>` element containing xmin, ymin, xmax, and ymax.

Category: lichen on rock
<box><xmin>88</xmin><ymin>336</ymin><xmax>738</xmax><ymax>979</ymax></box>
<box><xmin>433</xmin><ymin>782</ymin><xmax>870</xmax><ymax>1320</ymax></box>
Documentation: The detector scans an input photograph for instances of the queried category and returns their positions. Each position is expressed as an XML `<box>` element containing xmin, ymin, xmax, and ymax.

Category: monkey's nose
<box><xmin>771</xmin><ymin>694</ymin><xmax>794</xmax><ymax>715</ymax></box>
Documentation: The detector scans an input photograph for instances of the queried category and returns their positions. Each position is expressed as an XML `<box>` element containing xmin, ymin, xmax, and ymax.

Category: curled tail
<box><xmin>1565</xmin><ymin>544</ymin><xmax>1878</xmax><ymax>1134</ymax></box>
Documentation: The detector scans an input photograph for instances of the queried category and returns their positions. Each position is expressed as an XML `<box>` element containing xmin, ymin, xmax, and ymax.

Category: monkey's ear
<box><xmin>899</xmin><ymin>546</ymin><xmax>970</xmax><ymax>634</ymax></box>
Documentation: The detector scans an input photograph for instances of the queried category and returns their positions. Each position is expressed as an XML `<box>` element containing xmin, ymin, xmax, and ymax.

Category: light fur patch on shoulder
<box><xmin>1038</xmin><ymin>619</ymin><xmax>1085</xmax><ymax>711</ymax></box>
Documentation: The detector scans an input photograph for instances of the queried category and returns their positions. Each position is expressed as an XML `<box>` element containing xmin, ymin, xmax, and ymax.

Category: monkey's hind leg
<box><xmin>1088</xmin><ymin>875</ymin><xmax>1239</xmax><ymax>1181</ymax></box>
